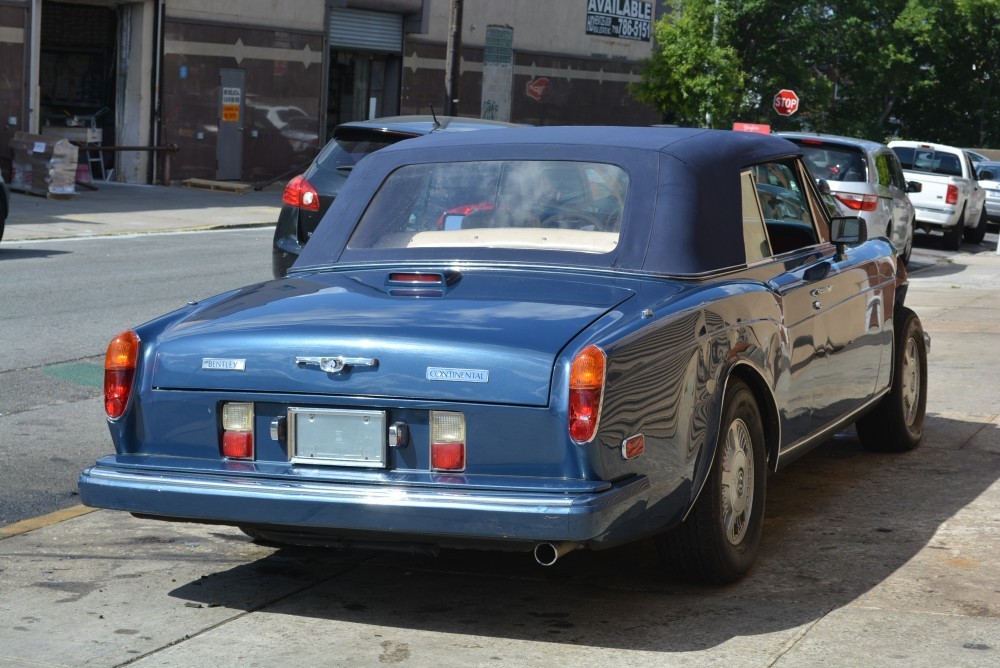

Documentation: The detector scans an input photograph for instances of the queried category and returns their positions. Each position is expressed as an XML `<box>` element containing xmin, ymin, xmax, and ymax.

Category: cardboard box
<box><xmin>9</xmin><ymin>131</ymin><xmax>79</xmax><ymax>197</ymax></box>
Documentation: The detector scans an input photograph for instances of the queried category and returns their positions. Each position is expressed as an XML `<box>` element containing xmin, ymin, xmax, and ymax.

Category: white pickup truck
<box><xmin>888</xmin><ymin>140</ymin><xmax>988</xmax><ymax>250</ymax></box>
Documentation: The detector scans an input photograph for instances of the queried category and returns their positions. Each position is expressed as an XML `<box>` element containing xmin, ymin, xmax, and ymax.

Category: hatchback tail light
<box><xmin>282</xmin><ymin>175</ymin><xmax>320</xmax><ymax>211</ymax></box>
<box><xmin>834</xmin><ymin>192</ymin><xmax>879</xmax><ymax>211</ymax></box>
<box><xmin>945</xmin><ymin>184</ymin><xmax>959</xmax><ymax>205</ymax></box>
<box><xmin>105</xmin><ymin>330</ymin><xmax>139</xmax><ymax>419</ymax></box>
<box><xmin>569</xmin><ymin>345</ymin><xmax>606</xmax><ymax>443</ymax></box>
<box><xmin>430</xmin><ymin>411</ymin><xmax>466</xmax><ymax>471</ymax></box>
<box><xmin>221</xmin><ymin>402</ymin><xmax>254</xmax><ymax>459</ymax></box>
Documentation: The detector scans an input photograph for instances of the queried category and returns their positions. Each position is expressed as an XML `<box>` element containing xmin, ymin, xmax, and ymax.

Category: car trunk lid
<box><xmin>149</xmin><ymin>269</ymin><xmax>636</xmax><ymax>406</ymax></box>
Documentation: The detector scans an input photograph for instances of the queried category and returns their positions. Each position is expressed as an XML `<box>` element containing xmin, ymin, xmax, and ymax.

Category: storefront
<box><xmin>0</xmin><ymin>1</ymin><xmax>659</xmax><ymax>187</ymax></box>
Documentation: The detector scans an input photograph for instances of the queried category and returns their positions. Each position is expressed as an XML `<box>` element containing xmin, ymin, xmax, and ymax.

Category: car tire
<box><xmin>964</xmin><ymin>208</ymin><xmax>988</xmax><ymax>244</ymax></box>
<box><xmin>900</xmin><ymin>220</ymin><xmax>913</xmax><ymax>266</ymax></box>
<box><xmin>656</xmin><ymin>378</ymin><xmax>766</xmax><ymax>584</ymax></box>
<box><xmin>0</xmin><ymin>196</ymin><xmax>7</xmax><ymax>243</ymax></box>
<box><xmin>943</xmin><ymin>210</ymin><xmax>964</xmax><ymax>250</ymax></box>
<box><xmin>856</xmin><ymin>307</ymin><xmax>927</xmax><ymax>452</ymax></box>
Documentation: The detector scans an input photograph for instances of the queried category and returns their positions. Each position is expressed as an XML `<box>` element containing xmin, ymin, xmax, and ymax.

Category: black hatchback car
<box><xmin>272</xmin><ymin>115</ymin><xmax>520</xmax><ymax>277</ymax></box>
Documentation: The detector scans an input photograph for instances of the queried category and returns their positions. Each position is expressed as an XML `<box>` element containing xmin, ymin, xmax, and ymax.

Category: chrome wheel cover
<box><xmin>720</xmin><ymin>417</ymin><xmax>754</xmax><ymax>546</ymax></box>
<box><xmin>901</xmin><ymin>335</ymin><xmax>921</xmax><ymax>427</ymax></box>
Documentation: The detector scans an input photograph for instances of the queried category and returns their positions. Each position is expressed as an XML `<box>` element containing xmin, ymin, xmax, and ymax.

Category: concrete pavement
<box><xmin>0</xmin><ymin>184</ymin><xmax>998</xmax><ymax>667</ymax></box>
<box><xmin>3</xmin><ymin>181</ymin><xmax>281</xmax><ymax>242</ymax></box>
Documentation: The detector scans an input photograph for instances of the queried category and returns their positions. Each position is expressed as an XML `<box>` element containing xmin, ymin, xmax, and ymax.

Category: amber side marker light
<box><xmin>105</xmin><ymin>330</ymin><xmax>140</xmax><ymax>419</ymax></box>
<box><xmin>569</xmin><ymin>345</ymin><xmax>606</xmax><ymax>443</ymax></box>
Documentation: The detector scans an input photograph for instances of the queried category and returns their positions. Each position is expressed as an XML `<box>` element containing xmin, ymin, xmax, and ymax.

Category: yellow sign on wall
<box><xmin>221</xmin><ymin>86</ymin><xmax>241</xmax><ymax>123</ymax></box>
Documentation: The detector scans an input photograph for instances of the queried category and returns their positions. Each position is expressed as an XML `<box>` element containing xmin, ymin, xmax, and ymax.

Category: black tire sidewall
<box><xmin>894</xmin><ymin>310</ymin><xmax>928</xmax><ymax>444</ymax></box>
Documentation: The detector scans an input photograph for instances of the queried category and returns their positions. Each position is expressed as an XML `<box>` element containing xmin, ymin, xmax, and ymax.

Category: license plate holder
<box><xmin>288</xmin><ymin>408</ymin><xmax>386</xmax><ymax>467</ymax></box>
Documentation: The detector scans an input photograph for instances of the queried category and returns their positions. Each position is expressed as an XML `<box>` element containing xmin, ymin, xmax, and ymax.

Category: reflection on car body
<box><xmin>81</xmin><ymin>127</ymin><xmax>929</xmax><ymax>584</ymax></box>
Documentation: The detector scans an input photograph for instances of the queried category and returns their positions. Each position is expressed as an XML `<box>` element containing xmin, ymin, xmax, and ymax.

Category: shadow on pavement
<box><xmin>166</xmin><ymin>420</ymin><xmax>999</xmax><ymax>653</ymax></box>
<box><xmin>0</xmin><ymin>246</ymin><xmax>71</xmax><ymax>260</ymax></box>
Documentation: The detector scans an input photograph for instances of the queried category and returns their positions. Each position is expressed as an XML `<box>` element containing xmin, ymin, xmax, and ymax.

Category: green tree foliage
<box><xmin>632</xmin><ymin>0</ymin><xmax>1000</xmax><ymax>146</ymax></box>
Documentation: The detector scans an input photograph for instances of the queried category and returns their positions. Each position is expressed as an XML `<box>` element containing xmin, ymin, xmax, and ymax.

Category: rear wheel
<box><xmin>856</xmin><ymin>307</ymin><xmax>927</xmax><ymax>452</ymax></box>
<box><xmin>900</xmin><ymin>222</ymin><xmax>913</xmax><ymax>266</ymax></box>
<box><xmin>657</xmin><ymin>379</ymin><xmax>766</xmax><ymax>584</ymax></box>
<box><xmin>943</xmin><ymin>210</ymin><xmax>964</xmax><ymax>250</ymax></box>
<box><xmin>964</xmin><ymin>208</ymin><xmax>988</xmax><ymax>244</ymax></box>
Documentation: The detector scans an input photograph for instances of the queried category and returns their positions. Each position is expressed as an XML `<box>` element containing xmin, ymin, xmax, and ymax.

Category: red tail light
<box><xmin>834</xmin><ymin>192</ymin><xmax>879</xmax><ymax>211</ymax></box>
<box><xmin>569</xmin><ymin>345</ymin><xmax>606</xmax><ymax>443</ymax></box>
<box><xmin>282</xmin><ymin>175</ymin><xmax>320</xmax><ymax>211</ymax></box>
<box><xmin>430</xmin><ymin>411</ymin><xmax>466</xmax><ymax>471</ymax></box>
<box><xmin>221</xmin><ymin>402</ymin><xmax>254</xmax><ymax>459</ymax></box>
<box><xmin>946</xmin><ymin>184</ymin><xmax>959</xmax><ymax>205</ymax></box>
<box><xmin>104</xmin><ymin>330</ymin><xmax>139</xmax><ymax>419</ymax></box>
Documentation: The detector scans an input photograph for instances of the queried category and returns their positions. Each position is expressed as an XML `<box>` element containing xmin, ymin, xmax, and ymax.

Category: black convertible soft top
<box><xmin>295</xmin><ymin>127</ymin><xmax>805</xmax><ymax>275</ymax></box>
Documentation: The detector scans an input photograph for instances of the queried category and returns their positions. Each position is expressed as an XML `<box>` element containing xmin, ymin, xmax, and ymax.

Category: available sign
<box><xmin>586</xmin><ymin>0</ymin><xmax>652</xmax><ymax>42</ymax></box>
<box><xmin>773</xmin><ymin>89</ymin><xmax>800</xmax><ymax>116</ymax></box>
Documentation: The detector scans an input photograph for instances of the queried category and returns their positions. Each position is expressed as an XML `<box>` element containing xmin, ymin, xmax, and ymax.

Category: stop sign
<box><xmin>773</xmin><ymin>89</ymin><xmax>800</xmax><ymax>116</ymax></box>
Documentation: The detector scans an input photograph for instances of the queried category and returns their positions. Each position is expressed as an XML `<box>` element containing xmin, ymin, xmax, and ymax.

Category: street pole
<box><xmin>444</xmin><ymin>0</ymin><xmax>463</xmax><ymax>116</ymax></box>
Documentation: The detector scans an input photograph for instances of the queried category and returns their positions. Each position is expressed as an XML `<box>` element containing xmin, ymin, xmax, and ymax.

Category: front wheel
<box><xmin>856</xmin><ymin>307</ymin><xmax>927</xmax><ymax>452</ymax></box>
<box><xmin>964</xmin><ymin>207</ymin><xmax>989</xmax><ymax>244</ymax></box>
<box><xmin>656</xmin><ymin>379</ymin><xmax>766</xmax><ymax>584</ymax></box>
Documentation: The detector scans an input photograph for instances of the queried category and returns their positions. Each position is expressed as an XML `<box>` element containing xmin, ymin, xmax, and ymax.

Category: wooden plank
<box><xmin>182</xmin><ymin>178</ymin><xmax>252</xmax><ymax>194</ymax></box>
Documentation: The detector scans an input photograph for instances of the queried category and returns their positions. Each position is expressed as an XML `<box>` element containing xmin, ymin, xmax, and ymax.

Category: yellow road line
<box><xmin>0</xmin><ymin>505</ymin><xmax>98</xmax><ymax>540</ymax></box>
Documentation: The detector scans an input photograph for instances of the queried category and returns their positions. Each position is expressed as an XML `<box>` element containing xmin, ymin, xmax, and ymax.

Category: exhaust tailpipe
<box><xmin>533</xmin><ymin>541</ymin><xmax>580</xmax><ymax>566</ymax></box>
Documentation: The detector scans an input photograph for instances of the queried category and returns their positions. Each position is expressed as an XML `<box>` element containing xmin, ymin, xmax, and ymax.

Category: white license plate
<box><xmin>288</xmin><ymin>408</ymin><xmax>386</xmax><ymax>467</ymax></box>
<box><xmin>988</xmin><ymin>190</ymin><xmax>1000</xmax><ymax>199</ymax></box>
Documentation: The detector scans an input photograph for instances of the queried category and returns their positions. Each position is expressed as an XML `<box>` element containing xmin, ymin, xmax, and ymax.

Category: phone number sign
<box><xmin>586</xmin><ymin>0</ymin><xmax>652</xmax><ymax>42</ymax></box>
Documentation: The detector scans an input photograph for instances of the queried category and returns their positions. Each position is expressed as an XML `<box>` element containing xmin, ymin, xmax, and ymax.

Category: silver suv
<box><xmin>779</xmin><ymin>133</ymin><xmax>920</xmax><ymax>265</ymax></box>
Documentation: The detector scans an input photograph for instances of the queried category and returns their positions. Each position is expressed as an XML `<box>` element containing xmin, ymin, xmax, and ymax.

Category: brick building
<box><xmin>0</xmin><ymin>0</ymin><xmax>662</xmax><ymax>185</ymax></box>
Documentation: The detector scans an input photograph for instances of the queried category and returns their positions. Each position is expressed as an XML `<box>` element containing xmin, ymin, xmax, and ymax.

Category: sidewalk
<box><xmin>4</xmin><ymin>181</ymin><xmax>281</xmax><ymax>242</ymax></box>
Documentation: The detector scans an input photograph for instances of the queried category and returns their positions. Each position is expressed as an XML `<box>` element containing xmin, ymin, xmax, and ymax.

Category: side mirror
<box><xmin>830</xmin><ymin>216</ymin><xmax>867</xmax><ymax>254</ymax></box>
<box><xmin>978</xmin><ymin>170</ymin><xmax>994</xmax><ymax>181</ymax></box>
<box><xmin>906</xmin><ymin>181</ymin><xmax>922</xmax><ymax>193</ymax></box>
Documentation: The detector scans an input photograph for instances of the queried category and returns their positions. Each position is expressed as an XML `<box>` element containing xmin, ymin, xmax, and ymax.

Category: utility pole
<box><xmin>444</xmin><ymin>0</ymin><xmax>463</xmax><ymax>116</ymax></box>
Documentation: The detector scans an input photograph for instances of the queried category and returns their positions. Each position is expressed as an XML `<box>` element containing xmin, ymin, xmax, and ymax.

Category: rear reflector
<box><xmin>221</xmin><ymin>402</ymin><xmax>254</xmax><ymax>459</ymax></box>
<box><xmin>104</xmin><ymin>330</ymin><xmax>140</xmax><ymax>419</ymax></box>
<box><xmin>431</xmin><ymin>411</ymin><xmax>466</xmax><ymax>471</ymax></box>
<box><xmin>622</xmin><ymin>434</ymin><xmax>646</xmax><ymax>460</ymax></box>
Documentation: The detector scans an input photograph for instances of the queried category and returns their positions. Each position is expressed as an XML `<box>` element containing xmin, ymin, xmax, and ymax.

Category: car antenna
<box><xmin>429</xmin><ymin>105</ymin><xmax>441</xmax><ymax>130</ymax></box>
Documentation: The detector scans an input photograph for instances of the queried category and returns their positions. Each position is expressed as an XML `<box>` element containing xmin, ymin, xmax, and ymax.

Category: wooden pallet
<box><xmin>182</xmin><ymin>178</ymin><xmax>252</xmax><ymax>194</ymax></box>
<box><xmin>8</xmin><ymin>184</ymin><xmax>76</xmax><ymax>200</ymax></box>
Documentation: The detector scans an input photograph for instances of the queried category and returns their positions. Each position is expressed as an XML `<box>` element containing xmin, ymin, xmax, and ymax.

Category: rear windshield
<box><xmin>796</xmin><ymin>143</ymin><xmax>868</xmax><ymax>183</ymax></box>
<box><xmin>892</xmin><ymin>146</ymin><xmax>963</xmax><ymax>177</ymax></box>
<box><xmin>315</xmin><ymin>129</ymin><xmax>418</xmax><ymax>172</ymax></box>
<box><xmin>347</xmin><ymin>160</ymin><xmax>628</xmax><ymax>255</ymax></box>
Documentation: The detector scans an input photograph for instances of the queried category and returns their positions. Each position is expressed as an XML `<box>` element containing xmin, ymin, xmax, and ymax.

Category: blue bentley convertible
<box><xmin>80</xmin><ymin>127</ymin><xmax>928</xmax><ymax>583</ymax></box>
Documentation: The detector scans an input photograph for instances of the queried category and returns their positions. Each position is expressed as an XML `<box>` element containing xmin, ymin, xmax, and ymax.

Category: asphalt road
<box><xmin>0</xmin><ymin>227</ymin><xmax>274</xmax><ymax>526</ymax></box>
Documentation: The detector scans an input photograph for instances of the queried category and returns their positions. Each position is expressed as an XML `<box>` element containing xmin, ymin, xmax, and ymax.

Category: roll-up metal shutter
<box><xmin>329</xmin><ymin>8</ymin><xmax>403</xmax><ymax>54</ymax></box>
